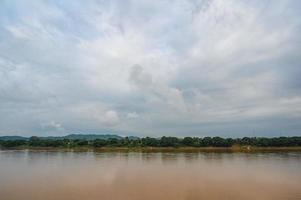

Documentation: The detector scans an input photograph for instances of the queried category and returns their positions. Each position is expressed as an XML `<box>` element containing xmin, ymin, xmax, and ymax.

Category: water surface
<box><xmin>0</xmin><ymin>150</ymin><xmax>301</xmax><ymax>200</ymax></box>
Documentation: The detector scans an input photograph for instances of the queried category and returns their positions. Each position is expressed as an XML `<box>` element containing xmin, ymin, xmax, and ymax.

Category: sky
<box><xmin>0</xmin><ymin>0</ymin><xmax>301</xmax><ymax>137</ymax></box>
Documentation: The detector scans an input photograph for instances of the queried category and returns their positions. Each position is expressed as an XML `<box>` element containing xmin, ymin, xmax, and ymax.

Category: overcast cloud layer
<box><xmin>0</xmin><ymin>0</ymin><xmax>301</xmax><ymax>137</ymax></box>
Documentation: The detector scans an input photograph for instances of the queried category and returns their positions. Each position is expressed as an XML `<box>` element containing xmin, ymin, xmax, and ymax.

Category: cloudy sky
<box><xmin>0</xmin><ymin>0</ymin><xmax>301</xmax><ymax>137</ymax></box>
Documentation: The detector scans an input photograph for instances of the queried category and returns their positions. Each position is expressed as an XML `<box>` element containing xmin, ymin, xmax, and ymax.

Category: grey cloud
<box><xmin>0</xmin><ymin>0</ymin><xmax>301</xmax><ymax>136</ymax></box>
<box><xmin>129</xmin><ymin>64</ymin><xmax>153</xmax><ymax>88</ymax></box>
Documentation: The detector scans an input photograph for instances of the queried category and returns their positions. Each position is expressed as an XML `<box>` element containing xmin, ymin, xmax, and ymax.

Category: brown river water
<box><xmin>0</xmin><ymin>150</ymin><xmax>301</xmax><ymax>200</ymax></box>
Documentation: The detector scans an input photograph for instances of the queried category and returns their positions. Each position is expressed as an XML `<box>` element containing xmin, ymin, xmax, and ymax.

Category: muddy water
<box><xmin>0</xmin><ymin>150</ymin><xmax>301</xmax><ymax>200</ymax></box>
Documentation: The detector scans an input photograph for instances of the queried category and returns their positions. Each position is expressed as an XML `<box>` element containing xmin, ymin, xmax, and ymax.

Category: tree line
<box><xmin>1</xmin><ymin>136</ymin><xmax>301</xmax><ymax>148</ymax></box>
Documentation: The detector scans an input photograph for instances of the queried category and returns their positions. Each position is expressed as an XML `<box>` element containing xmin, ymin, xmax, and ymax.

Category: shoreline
<box><xmin>1</xmin><ymin>146</ymin><xmax>301</xmax><ymax>152</ymax></box>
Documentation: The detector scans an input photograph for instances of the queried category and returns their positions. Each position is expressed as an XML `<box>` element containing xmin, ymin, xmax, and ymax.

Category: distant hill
<box><xmin>127</xmin><ymin>136</ymin><xmax>140</xmax><ymax>140</ymax></box>
<box><xmin>0</xmin><ymin>136</ymin><xmax>28</xmax><ymax>141</ymax></box>
<box><xmin>0</xmin><ymin>134</ymin><xmax>135</xmax><ymax>141</ymax></box>
<box><xmin>62</xmin><ymin>134</ymin><xmax>123</xmax><ymax>140</ymax></box>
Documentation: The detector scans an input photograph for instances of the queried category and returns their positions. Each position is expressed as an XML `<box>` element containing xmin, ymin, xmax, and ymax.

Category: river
<box><xmin>0</xmin><ymin>150</ymin><xmax>301</xmax><ymax>200</ymax></box>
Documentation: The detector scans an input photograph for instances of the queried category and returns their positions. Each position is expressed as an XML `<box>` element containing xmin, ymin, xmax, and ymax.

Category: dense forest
<box><xmin>1</xmin><ymin>136</ymin><xmax>301</xmax><ymax>148</ymax></box>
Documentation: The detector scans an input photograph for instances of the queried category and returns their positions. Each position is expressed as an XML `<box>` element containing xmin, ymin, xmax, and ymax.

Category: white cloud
<box><xmin>102</xmin><ymin>110</ymin><xmax>120</xmax><ymax>127</ymax></box>
<box><xmin>127</xmin><ymin>112</ymin><xmax>139</xmax><ymax>119</ymax></box>
<box><xmin>41</xmin><ymin>121</ymin><xmax>64</xmax><ymax>132</ymax></box>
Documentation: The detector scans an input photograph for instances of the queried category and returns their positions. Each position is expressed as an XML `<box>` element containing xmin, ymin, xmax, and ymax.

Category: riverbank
<box><xmin>1</xmin><ymin>146</ymin><xmax>301</xmax><ymax>152</ymax></box>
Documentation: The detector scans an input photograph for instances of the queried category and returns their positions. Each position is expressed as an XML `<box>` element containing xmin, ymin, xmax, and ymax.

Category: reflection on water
<box><xmin>0</xmin><ymin>150</ymin><xmax>301</xmax><ymax>200</ymax></box>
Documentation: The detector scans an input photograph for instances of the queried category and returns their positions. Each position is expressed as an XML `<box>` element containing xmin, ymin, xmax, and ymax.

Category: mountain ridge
<box><xmin>0</xmin><ymin>134</ymin><xmax>138</xmax><ymax>141</ymax></box>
